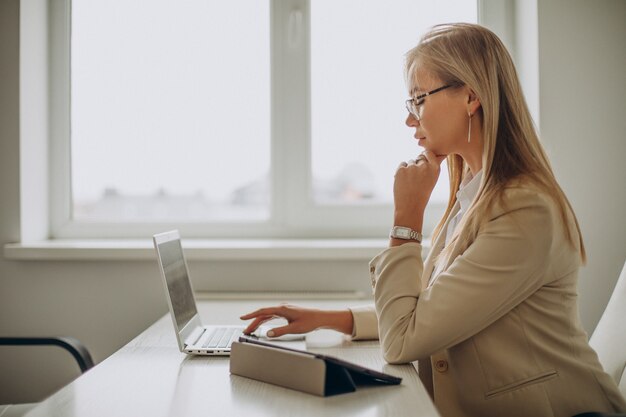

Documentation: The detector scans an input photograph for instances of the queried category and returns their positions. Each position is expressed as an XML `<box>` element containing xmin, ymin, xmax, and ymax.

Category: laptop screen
<box><xmin>156</xmin><ymin>238</ymin><xmax>198</xmax><ymax>330</ymax></box>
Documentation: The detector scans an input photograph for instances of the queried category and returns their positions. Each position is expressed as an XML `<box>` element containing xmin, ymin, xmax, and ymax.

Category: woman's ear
<box><xmin>467</xmin><ymin>89</ymin><xmax>481</xmax><ymax>115</ymax></box>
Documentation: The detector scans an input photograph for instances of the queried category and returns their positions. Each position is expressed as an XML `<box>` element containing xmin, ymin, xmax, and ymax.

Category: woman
<box><xmin>240</xmin><ymin>23</ymin><xmax>626</xmax><ymax>417</ymax></box>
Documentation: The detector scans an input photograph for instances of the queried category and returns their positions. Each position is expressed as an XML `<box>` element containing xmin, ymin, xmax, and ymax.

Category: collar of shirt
<box><xmin>456</xmin><ymin>169</ymin><xmax>483</xmax><ymax>217</ymax></box>
<box><xmin>442</xmin><ymin>169</ymin><xmax>483</xmax><ymax>247</ymax></box>
<box><xmin>429</xmin><ymin>169</ymin><xmax>484</xmax><ymax>284</ymax></box>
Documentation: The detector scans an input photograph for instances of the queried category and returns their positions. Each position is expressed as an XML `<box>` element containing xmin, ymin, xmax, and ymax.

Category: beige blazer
<box><xmin>350</xmin><ymin>185</ymin><xmax>626</xmax><ymax>417</ymax></box>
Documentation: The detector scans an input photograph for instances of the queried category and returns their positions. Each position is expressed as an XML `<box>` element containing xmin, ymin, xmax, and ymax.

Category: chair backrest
<box><xmin>589</xmin><ymin>261</ymin><xmax>626</xmax><ymax>396</ymax></box>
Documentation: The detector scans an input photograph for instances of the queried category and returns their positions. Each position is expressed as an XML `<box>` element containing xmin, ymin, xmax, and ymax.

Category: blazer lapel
<box><xmin>417</xmin><ymin>203</ymin><xmax>459</xmax><ymax>400</ymax></box>
<box><xmin>423</xmin><ymin>201</ymin><xmax>460</xmax><ymax>289</ymax></box>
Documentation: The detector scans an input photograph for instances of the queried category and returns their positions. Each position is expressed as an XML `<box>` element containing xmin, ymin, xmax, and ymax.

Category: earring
<box><xmin>467</xmin><ymin>112</ymin><xmax>472</xmax><ymax>143</ymax></box>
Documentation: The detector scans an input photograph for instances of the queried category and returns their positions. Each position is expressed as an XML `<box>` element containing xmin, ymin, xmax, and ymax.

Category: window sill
<box><xmin>3</xmin><ymin>238</ymin><xmax>430</xmax><ymax>261</ymax></box>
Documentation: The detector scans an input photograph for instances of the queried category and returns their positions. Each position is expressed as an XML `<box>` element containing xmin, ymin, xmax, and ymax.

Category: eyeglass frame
<box><xmin>405</xmin><ymin>84</ymin><xmax>452</xmax><ymax>121</ymax></box>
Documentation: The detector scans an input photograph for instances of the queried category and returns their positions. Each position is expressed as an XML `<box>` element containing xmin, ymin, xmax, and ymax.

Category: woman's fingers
<box><xmin>242</xmin><ymin>307</ymin><xmax>348</xmax><ymax>337</ymax></box>
<box><xmin>397</xmin><ymin>151</ymin><xmax>444</xmax><ymax>171</ymax></box>
<box><xmin>242</xmin><ymin>315</ymin><xmax>275</xmax><ymax>335</ymax></box>
<box><xmin>240</xmin><ymin>307</ymin><xmax>282</xmax><ymax>320</ymax></box>
<box><xmin>241</xmin><ymin>305</ymin><xmax>295</xmax><ymax>334</ymax></box>
<box><xmin>393</xmin><ymin>149</ymin><xmax>447</xmax><ymax>228</ymax></box>
<box><xmin>422</xmin><ymin>150</ymin><xmax>446</xmax><ymax>165</ymax></box>
<box><xmin>240</xmin><ymin>304</ymin><xmax>323</xmax><ymax>337</ymax></box>
<box><xmin>265</xmin><ymin>324</ymin><xmax>299</xmax><ymax>338</ymax></box>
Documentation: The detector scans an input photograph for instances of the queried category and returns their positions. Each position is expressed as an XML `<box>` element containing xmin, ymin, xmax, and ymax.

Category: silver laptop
<box><xmin>153</xmin><ymin>230</ymin><xmax>244</xmax><ymax>356</ymax></box>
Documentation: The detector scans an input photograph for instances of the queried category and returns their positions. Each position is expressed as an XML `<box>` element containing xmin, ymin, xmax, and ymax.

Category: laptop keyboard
<box><xmin>201</xmin><ymin>327</ymin><xmax>243</xmax><ymax>349</ymax></box>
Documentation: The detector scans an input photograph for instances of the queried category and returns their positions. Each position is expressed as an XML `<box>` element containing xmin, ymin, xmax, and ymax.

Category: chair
<box><xmin>589</xmin><ymin>261</ymin><xmax>626</xmax><ymax>396</ymax></box>
<box><xmin>573</xmin><ymin>261</ymin><xmax>626</xmax><ymax>417</ymax></box>
<box><xmin>0</xmin><ymin>337</ymin><xmax>94</xmax><ymax>417</ymax></box>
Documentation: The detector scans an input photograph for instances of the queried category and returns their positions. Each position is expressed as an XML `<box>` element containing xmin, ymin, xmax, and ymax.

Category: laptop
<box><xmin>153</xmin><ymin>230</ymin><xmax>245</xmax><ymax>356</ymax></box>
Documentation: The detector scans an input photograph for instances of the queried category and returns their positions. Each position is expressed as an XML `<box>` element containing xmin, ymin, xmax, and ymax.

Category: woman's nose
<box><xmin>406</xmin><ymin>113</ymin><xmax>419</xmax><ymax>127</ymax></box>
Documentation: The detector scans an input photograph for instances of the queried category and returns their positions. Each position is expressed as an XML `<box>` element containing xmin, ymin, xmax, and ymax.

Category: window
<box><xmin>310</xmin><ymin>1</ymin><xmax>476</xmax><ymax>206</ymax></box>
<box><xmin>52</xmin><ymin>0</ymin><xmax>479</xmax><ymax>238</ymax></box>
<box><xmin>71</xmin><ymin>0</ymin><xmax>271</xmax><ymax>223</ymax></box>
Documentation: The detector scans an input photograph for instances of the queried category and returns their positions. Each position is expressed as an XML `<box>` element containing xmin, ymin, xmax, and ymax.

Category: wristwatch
<box><xmin>389</xmin><ymin>226</ymin><xmax>423</xmax><ymax>243</ymax></box>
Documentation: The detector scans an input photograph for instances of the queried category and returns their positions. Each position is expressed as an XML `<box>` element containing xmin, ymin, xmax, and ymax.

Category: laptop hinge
<box><xmin>184</xmin><ymin>327</ymin><xmax>205</xmax><ymax>347</ymax></box>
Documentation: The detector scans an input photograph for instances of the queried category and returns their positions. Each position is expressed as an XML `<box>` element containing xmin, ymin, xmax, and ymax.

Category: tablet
<box><xmin>238</xmin><ymin>335</ymin><xmax>402</xmax><ymax>385</ymax></box>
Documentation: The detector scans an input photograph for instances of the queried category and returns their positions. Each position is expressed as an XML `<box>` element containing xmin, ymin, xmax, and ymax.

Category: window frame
<box><xmin>44</xmin><ymin>0</ymin><xmax>518</xmax><ymax>240</ymax></box>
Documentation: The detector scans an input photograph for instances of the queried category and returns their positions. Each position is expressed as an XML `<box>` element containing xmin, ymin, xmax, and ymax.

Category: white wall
<box><xmin>537</xmin><ymin>0</ymin><xmax>626</xmax><ymax>333</ymax></box>
<box><xmin>1</xmin><ymin>0</ymin><xmax>625</xmax><ymax>404</ymax></box>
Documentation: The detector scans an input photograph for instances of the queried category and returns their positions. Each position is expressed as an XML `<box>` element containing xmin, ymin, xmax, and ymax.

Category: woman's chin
<box><xmin>419</xmin><ymin>142</ymin><xmax>437</xmax><ymax>154</ymax></box>
<box><xmin>421</xmin><ymin>143</ymin><xmax>447</xmax><ymax>156</ymax></box>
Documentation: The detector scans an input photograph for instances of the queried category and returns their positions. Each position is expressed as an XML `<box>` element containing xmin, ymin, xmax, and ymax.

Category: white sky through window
<box><xmin>71</xmin><ymin>0</ymin><xmax>270</xmax><ymax>220</ymax></box>
<box><xmin>70</xmin><ymin>0</ymin><xmax>476</xmax><ymax>221</ymax></box>
<box><xmin>311</xmin><ymin>0</ymin><xmax>477</xmax><ymax>204</ymax></box>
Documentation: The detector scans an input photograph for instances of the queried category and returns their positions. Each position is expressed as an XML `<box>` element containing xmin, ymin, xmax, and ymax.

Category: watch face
<box><xmin>395</xmin><ymin>227</ymin><xmax>411</xmax><ymax>238</ymax></box>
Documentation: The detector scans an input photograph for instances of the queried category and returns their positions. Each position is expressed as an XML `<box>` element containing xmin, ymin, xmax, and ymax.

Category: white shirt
<box><xmin>430</xmin><ymin>170</ymin><xmax>483</xmax><ymax>282</ymax></box>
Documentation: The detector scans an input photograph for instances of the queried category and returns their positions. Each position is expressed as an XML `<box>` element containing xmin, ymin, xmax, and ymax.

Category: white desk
<box><xmin>25</xmin><ymin>299</ymin><xmax>440</xmax><ymax>417</ymax></box>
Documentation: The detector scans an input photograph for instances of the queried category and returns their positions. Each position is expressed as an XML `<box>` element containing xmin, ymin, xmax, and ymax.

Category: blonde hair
<box><xmin>405</xmin><ymin>23</ymin><xmax>586</xmax><ymax>263</ymax></box>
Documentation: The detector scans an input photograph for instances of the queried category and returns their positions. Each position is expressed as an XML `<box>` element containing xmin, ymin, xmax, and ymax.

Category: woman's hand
<box><xmin>393</xmin><ymin>150</ymin><xmax>446</xmax><ymax>234</ymax></box>
<box><xmin>240</xmin><ymin>305</ymin><xmax>354</xmax><ymax>338</ymax></box>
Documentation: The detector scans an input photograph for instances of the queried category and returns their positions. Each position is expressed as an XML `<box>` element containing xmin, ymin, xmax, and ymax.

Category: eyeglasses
<box><xmin>405</xmin><ymin>85</ymin><xmax>451</xmax><ymax>121</ymax></box>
